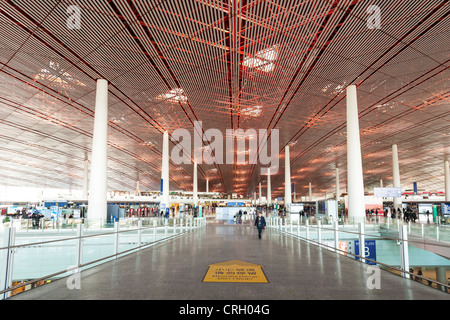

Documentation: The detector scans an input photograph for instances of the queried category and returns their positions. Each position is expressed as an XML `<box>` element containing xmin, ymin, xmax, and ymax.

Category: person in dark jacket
<box><xmin>254</xmin><ymin>212</ymin><xmax>266</xmax><ymax>239</ymax></box>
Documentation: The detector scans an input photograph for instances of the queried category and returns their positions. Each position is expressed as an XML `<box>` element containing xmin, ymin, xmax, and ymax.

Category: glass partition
<box><xmin>0</xmin><ymin>216</ymin><xmax>205</xmax><ymax>299</ymax></box>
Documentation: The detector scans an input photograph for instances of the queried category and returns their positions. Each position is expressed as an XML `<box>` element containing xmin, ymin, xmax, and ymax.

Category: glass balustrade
<box><xmin>0</xmin><ymin>216</ymin><xmax>206</xmax><ymax>299</ymax></box>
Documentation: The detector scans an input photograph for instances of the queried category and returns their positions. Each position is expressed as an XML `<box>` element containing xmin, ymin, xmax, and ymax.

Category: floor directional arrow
<box><xmin>203</xmin><ymin>260</ymin><xmax>268</xmax><ymax>283</ymax></box>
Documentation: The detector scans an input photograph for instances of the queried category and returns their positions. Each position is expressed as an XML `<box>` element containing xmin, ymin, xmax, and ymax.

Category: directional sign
<box><xmin>203</xmin><ymin>260</ymin><xmax>268</xmax><ymax>283</ymax></box>
<box><xmin>355</xmin><ymin>240</ymin><xmax>377</xmax><ymax>265</ymax></box>
<box><xmin>373</xmin><ymin>187</ymin><xmax>402</xmax><ymax>198</ymax></box>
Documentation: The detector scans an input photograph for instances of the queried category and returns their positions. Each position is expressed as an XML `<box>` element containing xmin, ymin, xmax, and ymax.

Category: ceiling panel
<box><xmin>0</xmin><ymin>0</ymin><xmax>448</xmax><ymax>197</ymax></box>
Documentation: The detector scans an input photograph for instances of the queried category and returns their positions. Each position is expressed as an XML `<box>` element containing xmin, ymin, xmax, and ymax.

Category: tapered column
<box><xmin>267</xmin><ymin>167</ymin><xmax>272</xmax><ymax>206</ymax></box>
<box><xmin>346</xmin><ymin>85</ymin><xmax>365</xmax><ymax>223</ymax></box>
<box><xmin>309</xmin><ymin>182</ymin><xmax>312</xmax><ymax>201</ymax></box>
<box><xmin>284</xmin><ymin>146</ymin><xmax>291</xmax><ymax>210</ymax></box>
<box><xmin>161</xmin><ymin>131</ymin><xmax>170</xmax><ymax>209</ymax></box>
<box><xmin>193</xmin><ymin>162</ymin><xmax>198</xmax><ymax>207</ymax></box>
<box><xmin>259</xmin><ymin>182</ymin><xmax>262</xmax><ymax>205</ymax></box>
<box><xmin>392</xmin><ymin>144</ymin><xmax>402</xmax><ymax>214</ymax></box>
<box><xmin>82</xmin><ymin>155</ymin><xmax>89</xmax><ymax>200</ymax></box>
<box><xmin>88</xmin><ymin>79</ymin><xmax>108</xmax><ymax>223</ymax></box>
<box><xmin>136</xmin><ymin>181</ymin><xmax>140</xmax><ymax>196</ymax></box>
<box><xmin>437</xmin><ymin>267</ymin><xmax>448</xmax><ymax>292</ymax></box>
<box><xmin>335</xmin><ymin>167</ymin><xmax>340</xmax><ymax>200</ymax></box>
<box><xmin>445</xmin><ymin>160</ymin><xmax>450</xmax><ymax>201</ymax></box>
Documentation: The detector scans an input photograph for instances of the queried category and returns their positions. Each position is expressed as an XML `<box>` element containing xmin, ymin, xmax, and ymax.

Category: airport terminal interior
<box><xmin>0</xmin><ymin>0</ymin><xmax>449</xmax><ymax>304</ymax></box>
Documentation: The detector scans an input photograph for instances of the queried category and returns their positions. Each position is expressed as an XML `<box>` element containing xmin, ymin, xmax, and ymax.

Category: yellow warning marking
<box><xmin>203</xmin><ymin>260</ymin><xmax>268</xmax><ymax>283</ymax></box>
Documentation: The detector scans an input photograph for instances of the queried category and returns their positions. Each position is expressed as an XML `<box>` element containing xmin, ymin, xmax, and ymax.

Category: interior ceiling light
<box><xmin>110</xmin><ymin>116</ymin><xmax>125</xmax><ymax>124</ymax></box>
<box><xmin>375</xmin><ymin>102</ymin><xmax>397</xmax><ymax>112</ymax></box>
<box><xmin>241</xmin><ymin>105</ymin><xmax>262</xmax><ymax>117</ymax></box>
<box><xmin>242</xmin><ymin>45</ymin><xmax>278</xmax><ymax>72</ymax></box>
<box><xmin>322</xmin><ymin>81</ymin><xmax>347</xmax><ymax>95</ymax></box>
<box><xmin>156</xmin><ymin>88</ymin><xmax>187</xmax><ymax>103</ymax></box>
<box><xmin>141</xmin><ymin>141</ymin><xmax>157</xmax><ymax>147</ymax></box>
<box><xmin>34</xmin><ymin>61</ymin><xmax>86</xmax><ymax>87</ymax></box>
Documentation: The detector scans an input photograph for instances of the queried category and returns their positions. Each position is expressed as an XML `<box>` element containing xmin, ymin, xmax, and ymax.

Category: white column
<box><xmin>346</xmin><ymin>85</ymin><xmax>365</xmax><ymax>224</ymax></box>
<box><xmin>136</xmin><ymin>181</ymin><xmax>140</xmax><ymax>196</ymax></box>
<box><xmin>359</xmin><ymin>223</ymin><xmax>365</xmax><ymax>263</ymax></box>
<box><xmin>253</xmin><ymin>191</ymin><xmax>257</xmax><ymax>206</ymax></box>
<box><xmin>193</xmin><ymin>162</ymin><xmax>198</xmax><ymax>207</ymax></box>
<box><xmin>445</xmin><ymin>160</ymin><xmax>450</xmax><ymax>201</ymax></box>
<box><xmin>88</xmin><ymin>79</ymin><xmax>108</xmax><ymax>223</ymax></box>
<box><xmin>161</xmin><ymin>131</ymin><xmax>170</xmax><ymax>209</ymax></box>
<box><xmin>392</xmin><ymin>144</ymin><xmax>402</xmax><ymax>214</ymax></box>
<box><xmin>284</xmin><ymin>146</ymin><xmax>291</xmax><ymax>210</ymax></box>
<box><xmin>309</xmin><ymin>182</ymin><xmax>312</xmax><ymax>201</ymax></box>
<box><xmin>82</xmin><ymin>155</ymin><xmax>89</xmax><ymax>200</ymax></box>
<box><xmin>380</xmin><ymin>179</ymin><xmax>383</xmax><ymax>188</ymax></box>
<box><xmin>335</xmin><ymin>167</ymin><xmax>340</xmax><ymax>201</ymax></box>
<box><xmin>259</xmin><ymin>182</ymin><xmax>262</xmax><ymax>205</ymax></box>
<box><xmin>399</xmin><ymin>225</ymin><xmax>410</xmax><ymax>279</ymax></box>
<box><xmin>206</xmin><ymin>179</ymin><xmax>209</xmax><ymax>193</ymax></box>
<box><xmin>267</xmin><ymin>167</ymin><xmax>272</xmax><ymax>206</ymax></box>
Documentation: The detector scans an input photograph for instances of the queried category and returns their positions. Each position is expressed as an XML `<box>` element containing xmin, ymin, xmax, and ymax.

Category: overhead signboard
<box><xmin>227</xmin><ymin>202</ymin><xmax>245</xmax><ymax>207</ymax></box>
<box><xmin>373</xmin><ymin>187</ymin><xmax>402</xmax><ymax>198</ymax></box>
<box><xmin>441</xmin><ymin>203</ymin><xmax>450</xmax><ymax>215</ymax></box>
<box><xmin>290</xmin><ymin>203</ymin><xmax>304</xmax><ymax>213</ymax></box>
<box><xmin>418</xmin><ymin>203</ymin><xmax>433</xmax><ymax>214</ymax></box>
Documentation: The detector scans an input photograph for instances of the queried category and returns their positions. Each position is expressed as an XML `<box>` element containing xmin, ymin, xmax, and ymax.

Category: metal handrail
<box><xmin>313</xmin><ymin>224</ymin><xmax>450</xmax><ymax>248</ymax></box>
<box><xmin>270</xmin><ymin>223</ymin><xmax>450</xmax><ymax>292</ymax></box>
<box><xmin>274</xmin><ymin>218</ymin><xmax>450</xmax><ymax>249</ymax></box>
<box><xmin>0</xmin><ymin>218</ymin><xmax>205</xmax><ymax>297</ymax></box>
<box><xmin>0</xmin><ymin>220</ymin><xmax>192</xmax><ymax>251</ymax></box>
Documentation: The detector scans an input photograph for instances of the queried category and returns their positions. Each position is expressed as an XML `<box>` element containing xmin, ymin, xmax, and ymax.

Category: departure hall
<box><xmin>0</xmin><ymin>0</ymin><xmax>449</xmax><ymax>309</ymax></box>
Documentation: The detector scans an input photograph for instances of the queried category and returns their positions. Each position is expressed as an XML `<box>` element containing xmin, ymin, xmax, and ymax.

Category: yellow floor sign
<box><xmin>203</xmin><ymin>260</ymin><xmax>268</xmax><ymax>283</ymax></box>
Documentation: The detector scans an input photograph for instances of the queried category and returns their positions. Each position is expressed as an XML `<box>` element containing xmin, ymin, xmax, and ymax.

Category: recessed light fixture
<box><xmin>156</xmin><ymin>88</ymin><xmax>187</xmax><ymax>103</ymax></box>
<box><xmin>34</xmin><ymin>61</ymin><xmax>86</xmax><ymax>87</ymax></box>
<box><xmin>241</xmin><ymin>105</ymin><xmax>262</xmax><ymax>117</ymax></box>
<box><xmin>242</xmin><ymin>45</ymin><xmax>278</xmax><ymax>72</ymax></box>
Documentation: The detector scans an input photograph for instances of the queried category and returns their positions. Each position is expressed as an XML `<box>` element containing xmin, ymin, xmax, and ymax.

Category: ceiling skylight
<box><xmin>156</xmin><ymin>88</ymin><xmax>187</xmax><ymax>103</ymax></box>
<box><xmin>242</xmin><ymin>45</ymin><xmax>278</xmax><ymax>72</ymax></box>
<box><xmin>241</xmin><ymin>105</ymin><xmax>262</xmax><ymax>117</ymax></box>
<box><xmin>34</xmin><ymin>61</ymin><xmax>86</xmax><ymax>87</ymax></box>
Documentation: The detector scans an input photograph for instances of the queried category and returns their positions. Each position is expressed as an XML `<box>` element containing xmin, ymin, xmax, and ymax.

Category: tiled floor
<box><xmin>9</xmin><ymin>223</ymin><xmax>449</xmax><ymax>300</ymax></box>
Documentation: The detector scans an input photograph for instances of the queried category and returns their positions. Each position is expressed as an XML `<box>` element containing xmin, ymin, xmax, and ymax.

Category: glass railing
<box><xmin>267</xmin><ymin>216</ymin><xmax>450</xmax><ymax>294</ymax></box>
<box><xmin>0</xmin><ymin>215</ymin><xmax>198</xmax><ymax>231</ymax></box>
<box><xmin>0</xmin><ymin>217</ymin><xmax>206</xmax><ymax>299</ymax></box>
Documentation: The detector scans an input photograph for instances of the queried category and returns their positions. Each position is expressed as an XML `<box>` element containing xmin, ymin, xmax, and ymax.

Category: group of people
<box><xmin>362</xmin><ymin>207</ymin><xmax>421</xmax><ymax>223</ymax></box>
<box><xmin>8</xmin><ymin>207</ymin><xmax>44</xmax><ymax>228</ymax></box>
<box><xmin>234</xmin><ymin>209</ymin><xmax>254</xmax><ymax>224</ymax></box>
<box><xmin>387</xmin><ymin>207</ymin><xmax>418</xmax><ymax>222</ymax></box>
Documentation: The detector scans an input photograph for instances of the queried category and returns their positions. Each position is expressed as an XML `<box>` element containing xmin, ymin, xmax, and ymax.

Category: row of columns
<box><xmin>86</xmin><ymin>80</ymin><xmax>450</xmax><ymax>223</ymax></box>
<box><xmin>261</xmin><ymin>84</ymin><xmax>449</xmax><ymax>222</ymax></box>
<box><xmin>300</xmin><ymin>151</ymin><xmax>449</xmax><ymax>206</ymax></box>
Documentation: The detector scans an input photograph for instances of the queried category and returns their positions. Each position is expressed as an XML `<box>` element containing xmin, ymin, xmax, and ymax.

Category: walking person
<box><xmin>254</xmin><ymin>212</ymin><xmax>266</xmax><ymax>239</ymax></box>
